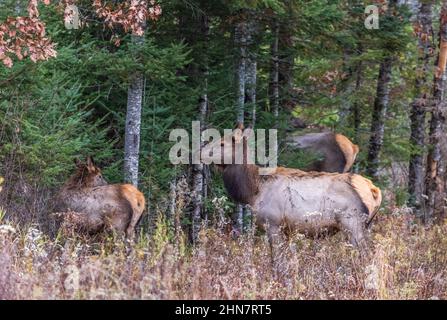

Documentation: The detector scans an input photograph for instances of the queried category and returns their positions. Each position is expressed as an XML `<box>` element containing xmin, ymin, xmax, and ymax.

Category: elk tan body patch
<box><xmin>335</xmin><ymin>134</ymin><xmax>360</xmax><ymax>173</ymax></box>
<box><xmin>349</xmin><ymin>174</ymin><xmax>382</xmax><ymax>219</ymax></box>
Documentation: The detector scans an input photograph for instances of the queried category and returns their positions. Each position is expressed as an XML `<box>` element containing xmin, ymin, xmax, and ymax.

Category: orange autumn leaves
<box><xmin>0</xmin><ymin>0</ymin><xmax>161</xmax><ymax>68</ymax></box>
<box><xmin>94</xmin><ymin>0</ymin><xmax>161</xmax><ymax>37</ymax></box>
<box><xmin>0</xmin><ymin>0</ymin><xmax>56</xmax><ymax>68</ymax></box>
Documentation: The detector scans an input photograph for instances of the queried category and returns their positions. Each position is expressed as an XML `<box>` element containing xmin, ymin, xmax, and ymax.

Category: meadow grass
<box><xmin>0</xmin><ymin>212</ymin><xmax>446</xmax><ymax>300</ymax></box>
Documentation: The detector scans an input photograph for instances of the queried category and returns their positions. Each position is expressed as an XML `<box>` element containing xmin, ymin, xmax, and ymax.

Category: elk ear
<box><xmin>86</xmin><ymin>156</ymin><xmax>96</xmax><ymax>172</ymax></box>
<box><xmin>243</xmin><ymin>125</ymin><xmax>254</xmax><ymax>136</ymax></box>
<box><xmin>234</xmin><ymin>122</ymin><xmax>244</xmax><ymax>131</ymax></box>
<box><xmin>242</xmin><ymin>126</ymin><xmax>254</xmax><ymax>143</ymax></box>
<box><xmin>353</xmin><ymin>144</ymin><xmax>360</xmax><ymax>158</ymax></box>
<box><xmin>233</xmin><ymin>127</ymin><xmax>244</xmax><ymax>143</ymax></box>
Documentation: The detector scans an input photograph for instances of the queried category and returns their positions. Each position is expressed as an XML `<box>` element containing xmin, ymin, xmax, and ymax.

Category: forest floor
<box><xmin>0</xmin><ymin>211</ymin><xmax>446</xmax><ymax>300</ymax></box>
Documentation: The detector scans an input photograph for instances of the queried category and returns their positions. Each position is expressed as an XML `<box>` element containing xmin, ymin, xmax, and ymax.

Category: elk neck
<box><xmin>222</xmin><ymin>164</ymin><xmax>260</xmax><ymax>205</ymax></box>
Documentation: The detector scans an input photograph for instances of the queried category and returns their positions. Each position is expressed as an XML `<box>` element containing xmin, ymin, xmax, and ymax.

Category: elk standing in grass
<box><xmin>287</xmin><ymin>131</ymin><xmax>359</xmax><ymax>173</ymax></box>
<box><xmin>201</xmin><ymin>125</ymin><xmax>381</xmax><ymax>272</ymax></box>
<box><xmin>56</xmin><ymin>157</ymin><xmax>145</xmax><ymax>238</ymax></box>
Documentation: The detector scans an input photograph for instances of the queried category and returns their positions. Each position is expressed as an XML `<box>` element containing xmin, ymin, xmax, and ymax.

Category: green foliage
<box><xmin>0</xmin><ymin>0</ymin><xmax>426</xmax><ymax>219</ymax></box>
<box><xmin>0</xmin><ymin>69</ymin><xmax>115</xmax><ymax>187</ymax></box>
<box><xmin>279</xmin><ymin>145</ymin><xmax>323</xmax><ymax>171</ymax></box>
<box><xmin>225</xmin><ymin>0</ymin><xmax>285</xmax><ymax>13</ymax></box>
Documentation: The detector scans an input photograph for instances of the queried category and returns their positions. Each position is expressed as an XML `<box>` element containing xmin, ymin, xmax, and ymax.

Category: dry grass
<box><xmin>0</xmin><ymin>211</ymin><xmax>446</xmax><ymax>300</ymax></box>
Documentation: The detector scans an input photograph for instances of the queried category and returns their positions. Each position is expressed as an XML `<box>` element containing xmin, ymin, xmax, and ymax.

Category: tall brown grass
<box><xmin>0</xmin><ymin>210</ymin><xmax>446</xmax><ymax>300</ymax></box>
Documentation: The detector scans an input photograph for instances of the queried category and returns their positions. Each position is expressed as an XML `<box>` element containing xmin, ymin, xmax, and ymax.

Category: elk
<box><xmin>55</xmin><ymin>157</ymin><xmax>145</xmax><ymax>238</ymax></box>
<box><xmin>201</xmin><ymin>125</ymin><xmax>381</xmax><ymax>265</ymax></box>
<box><xmin>287</xmin><ymin>131</ymin><xmax>359</xmax><ymax>173</ymax></box>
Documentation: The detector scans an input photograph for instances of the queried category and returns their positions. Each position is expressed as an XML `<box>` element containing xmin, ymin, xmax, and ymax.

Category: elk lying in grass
<box><xmin>287</xmin><ymin>131</ymin><xmax>359</xmax><ymax>173</ymax></box>
<box><xmin>201</xmin><ymin>125</ymin><xmax>381</xmax><ymax>267</ymax></box>
<box><xmin>55</xmin><ymin>157</ymin><xmax>145</xmax><ymax>238</ymax></box>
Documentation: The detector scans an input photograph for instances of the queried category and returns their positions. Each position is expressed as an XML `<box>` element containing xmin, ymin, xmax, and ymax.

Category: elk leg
<box><xmin>103</xmin><ymin>209</ymin><xmax>129</xmax><ymax>238</ymax></box>
<box><xmin>126</xmin><ymin>209</ymin><xmax>144</xmax><ymax>239</ymax></box>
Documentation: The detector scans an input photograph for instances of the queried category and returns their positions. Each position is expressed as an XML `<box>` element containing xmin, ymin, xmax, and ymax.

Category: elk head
<box><xmin>200</xmin><ymin>123</ymin><xmax>255</xmax><ymax>168</ymax></box>
<box><xmin>69</xmin><ymin>156</ymin><xmax>108</xmax><ymax>188</ymax></box>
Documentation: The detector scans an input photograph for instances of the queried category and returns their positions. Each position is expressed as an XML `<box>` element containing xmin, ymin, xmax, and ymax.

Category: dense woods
<box><xmin>1</xmin><ymin>0</ymin><xmax>447</xmax><ymax>300</ymax></box>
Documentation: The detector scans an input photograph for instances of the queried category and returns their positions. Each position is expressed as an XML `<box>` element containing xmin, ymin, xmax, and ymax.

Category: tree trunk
<box><xmin>269</xmin><ymin>18</ymin><xmax>281</xmax><ymax>187</ymax></box>
<box><xmin>168</xmin><ymin>178</ymin><xmax>177</xmax><ymax>224</ymax></box>
<box><xmin>270</xmin><ymin>19</ymin><xmax>280</xmax><ymax>121</ymax></box>
<box><xmin>191</xmin><ymin>95</ymin><xmax>208</xmax><ymax>243</ymax></box>
<box><xmin>366</xmin><ymin>1</ymin><xmax>399</xmax><ymax>179</ymax></box>
<box><xmin>233</xmin><ymin>11</ymin><xmax>258</xmax><ymax>233</ymax></box>
<box><xmin>246</xmin><ymin>58</ymin><xmax>257</xmax><ymax>128</ymax></box>
<box><xmin>235</xmin><ymin>18</ymin><xmax>247</xmax><ymax>125</ymax></box>
<box><xmin>339</xmin><ymin>50</ymin><xmax>355</xmax><ymax>127</ymax></box>
<box><xmin>245</xmin><ymin>14</ymin><xmax>258</xmax><ymax>128</ymax></box>
<box><xmin>424</xmin><ymin>0</ymin><xmax>447</xmax><ymax>221</ymax></box>
<box><xmin>124</xmin><ymin>33</ymin><xmax>145</xmax><ymax>186</ymax></box>
<box><xmin>278</xmin><ymin>15</ymin><xmax>296</xmax><ymax>111</ymax></box>
<box><xmin>243</xmin><ymin>17</ymin><xmax>258</xmax><ymax>231</ymax></box>
<box><xmin>366</xmin><ymin>57</ymin><xmax>394</xmax><ymax>179</ymax></box>
<box><xmin>190</xmin><ymin>13</ymin><xmax>209</xmax><ymax>243</ymax></box>
<box><xmin>243</xmin><ymin>58</ymin><xmax>256</xmax><ymax>231</ymax></box>
<box><xmin>408</xmin><ymin>1</ymin><xmax>433</xmax><ymax>212</ymax></box>
<box><xmin>352</xmin><ymin>59</ymin><xmax>363</xmax><ymax>146</ymax></box>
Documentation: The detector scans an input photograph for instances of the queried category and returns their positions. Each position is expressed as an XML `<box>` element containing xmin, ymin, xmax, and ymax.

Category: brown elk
<box><xmin>201</xmin><ymin>125</ymin><xmax>381</xmax><ymax>265</ymax></box>
<box><xmin>56</xmin><ymin>157</ymin><xmax>145</xmax><ymax>238</ymax></box>
<box><xmin>287</xmin><ymin>132</ymin><xmax>359</xmax><ymax>173</ymax></box>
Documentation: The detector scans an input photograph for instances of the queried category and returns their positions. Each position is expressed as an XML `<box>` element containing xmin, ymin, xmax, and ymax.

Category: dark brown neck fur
<box><xmin>222</xmin><ymin>164</ymin><xmax>260</xmax><ymax>205</ymax></box>
<box><xmin>63</xmin><ymin>169</ymin><xmax>96</xmax><ymax>190</ymax></box>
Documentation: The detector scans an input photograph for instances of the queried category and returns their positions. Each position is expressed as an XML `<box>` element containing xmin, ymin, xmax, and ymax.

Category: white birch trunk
<box><xmin>124</xmin><ymin>33</ymin><xmax>145</xmax><ymax>186</ymax></box>
<box><xmin>191</xmin><ymin>13</ymin><xmax>209</xmax><ymax>242</ymax></box>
